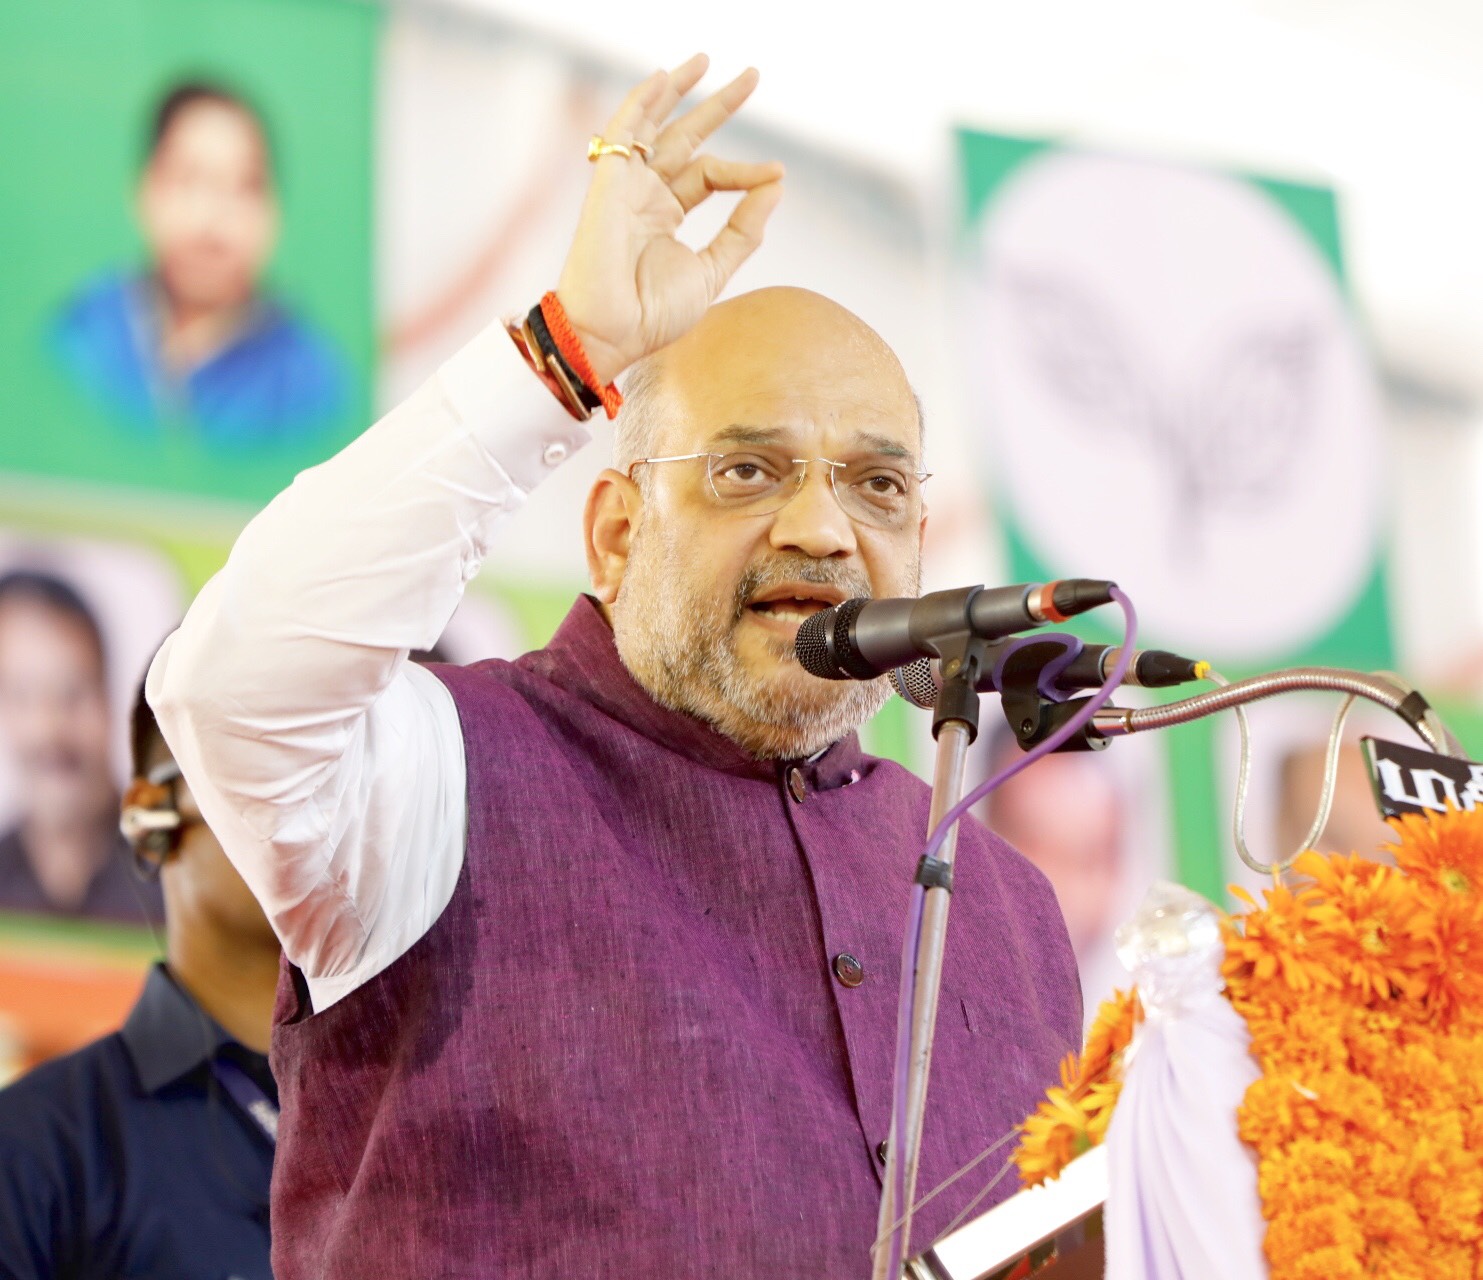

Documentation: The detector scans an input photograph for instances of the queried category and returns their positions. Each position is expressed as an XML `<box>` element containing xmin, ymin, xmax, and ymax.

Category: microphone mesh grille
<box><xmin>890</xmin><ymin>658</ymin><xmax>938</xmax><ymax>708</ymax></box>
<box><xmin>795</xmin><ymin>610</ymin><xmax>839</xmax><ymax>678</ymax></box>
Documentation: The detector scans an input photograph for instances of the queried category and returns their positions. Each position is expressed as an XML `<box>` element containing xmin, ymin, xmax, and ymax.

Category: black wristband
<box><xmin>527</xmin><ymin>305</ymin><xmax>602</xmax><ymax>414</ymax></box>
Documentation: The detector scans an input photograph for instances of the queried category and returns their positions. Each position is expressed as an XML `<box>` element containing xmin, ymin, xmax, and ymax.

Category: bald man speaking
<box><xmin>150</xmin><ymin>59</ymin><xmax>1079</xmax><ymax>1278</ymax></box>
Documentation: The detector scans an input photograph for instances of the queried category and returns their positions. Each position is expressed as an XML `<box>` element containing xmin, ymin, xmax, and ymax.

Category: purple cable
<box><xmin>884</xmin><ymin>881</ymin><xmax>926</xmax><ymax>1273</ymax></box>
<box><xmin>880</xmin><ymin>586</ymin><xmax>1138</xmax><ymax>1277</ymax></box>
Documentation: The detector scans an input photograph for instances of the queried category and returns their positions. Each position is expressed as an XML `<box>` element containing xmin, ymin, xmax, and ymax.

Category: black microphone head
<box><xmin>795</xmin><ymin>598</ymin><xmax>869</xmax><ymax>679</ymax></box>
<box><xmin>1050</xmin><ymin>579</ymin><xmax>1118</xmax><ymax>619</ymax></box>
<box><xmin>794</xmin><ymin>611</ymin><xmax>834</xmax><ymax>678</ymax></box>
<box><xmin>890</xmin><ymin>658</ymin><xmax>938</xmax><ymax>708</ymax></box>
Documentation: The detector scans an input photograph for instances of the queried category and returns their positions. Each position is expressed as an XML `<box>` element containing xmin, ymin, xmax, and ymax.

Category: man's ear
<box><xmin>584</xmin><ymin>469</ymin><xmax>642</xmax><ymax>604</ymax></box>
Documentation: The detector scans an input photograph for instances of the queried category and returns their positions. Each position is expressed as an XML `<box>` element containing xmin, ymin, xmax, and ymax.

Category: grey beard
<box><xmin>612</xmin><ymin>534</ymin><xmax>905</xmax><ymax>760</ymax></box>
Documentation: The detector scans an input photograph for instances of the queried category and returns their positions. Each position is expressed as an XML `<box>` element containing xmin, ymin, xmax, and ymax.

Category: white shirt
<box><xmin>148</xmin><ymin>324</ymin><xmax>591</xmax><ymax>1011</ymax></box>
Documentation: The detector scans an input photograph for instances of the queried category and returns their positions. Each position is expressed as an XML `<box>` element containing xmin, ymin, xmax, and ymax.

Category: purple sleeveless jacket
<box><xmin>269</xmin><ymin>597</ymin><xmax>1081</xmax><ymax>1278</ymax></box>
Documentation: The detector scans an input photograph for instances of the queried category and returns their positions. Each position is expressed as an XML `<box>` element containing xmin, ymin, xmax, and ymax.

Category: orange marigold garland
<box><xmin>1226</xmin><ymin>808</ymin><xmax>1483</xmax><ymax>1280</ymax></box>
<box><xmin>1013</xmin><ymin>986</ymin><xmax>1142</xmax><ymax>1189</ymax></box>
<box><xmin>1011</xmin><ymin>803</ymin><xmax>1483</xmax><ymax>1280</ymax></box>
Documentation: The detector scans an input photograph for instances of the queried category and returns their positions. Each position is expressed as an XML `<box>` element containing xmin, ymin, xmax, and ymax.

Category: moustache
<box><xmin>729</xmin><ymin>555</ymin><xmax>874</xmax><ymax>623</ymax></box>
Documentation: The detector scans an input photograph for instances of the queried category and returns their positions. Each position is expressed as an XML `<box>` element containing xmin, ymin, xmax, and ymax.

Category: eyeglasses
<box><xmin>626</xmin><ymin>451</ymin><xmax>931</xmax><ymax>531</ymax></box>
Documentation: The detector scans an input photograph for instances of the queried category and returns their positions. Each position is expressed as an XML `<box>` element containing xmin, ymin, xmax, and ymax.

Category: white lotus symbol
<box><xmin>1005</xmin><ymin>271</ymin><xmax>1320</xmax><ymax>564</ymax></box>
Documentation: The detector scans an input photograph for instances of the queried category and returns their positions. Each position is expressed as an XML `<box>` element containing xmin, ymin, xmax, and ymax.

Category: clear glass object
<box><xmin>1114</xmin><ymin>880</ymin><xmax>1225</xmax><ymax>1021</ymax></box>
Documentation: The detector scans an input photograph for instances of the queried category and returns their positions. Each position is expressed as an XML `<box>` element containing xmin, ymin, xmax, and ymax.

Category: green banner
<box><xmin>957</xmin><ymin>130</ymin><xmax>1393</xmax><ymax>901</ymax></box>
<box><xmin>0</xmin><ymin>0</ymin><xmax>379</xmax><ymax>504</ymax></box>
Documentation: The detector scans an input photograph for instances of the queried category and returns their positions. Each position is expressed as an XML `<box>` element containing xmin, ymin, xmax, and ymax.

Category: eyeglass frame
<box><xmin>625</xmin><ymin>451</ymin><xmax>932</xmax><ymax>530</ymax></box>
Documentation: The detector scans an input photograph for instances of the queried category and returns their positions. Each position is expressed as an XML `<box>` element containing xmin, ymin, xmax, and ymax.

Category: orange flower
<box><xmin>1076</xmin><ymin>986</ymin><xmax>1142</xmax><ymax>1087</ymax></box>
<box><xmin>1012</xmin><ymin>989</ymin><xmax>1141</xmax><ymax>1187</ymax></box>
<box><xmin>1236</xmin><ymin>1003</ymin><xmax>1348</xmax><ymax>1075</ymax></box>
<box><xmin>1294</xmin><ymin>852</ymin><xmax>1429</xmax><ymax>1002</ymax></box>
<box><xmin>1404</xmin><ymin>895</ymin><xmax>1483</xmax><ymax>1024</ymax></box>
<box><xmin>1013</xmin><ymin>1085</ymin><xmax>1096</xmax><ymax>1189</ymax></box>
<box><xmin>1356</xmin><ymin>1196</ymin><xmax>1428</xmax><ymax>1279</ymax></box>
<box><xmin>1238</xmin><ymin>1075</ymin><xmax>1326</xmax><ymax>1148</ymax></box>
<box><xmin>1385</xmin><ymin>807</ymin><xmax>1483</xmax><ymax>899</ymax></box>
<box><xmin>1222</xmin><ymin>879</ymin><xmax>1342</xmax><ymax>996</ymax></box>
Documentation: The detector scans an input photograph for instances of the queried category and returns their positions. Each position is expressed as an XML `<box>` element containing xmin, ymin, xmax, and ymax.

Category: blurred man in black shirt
<box><xmin>0</xmin><ymin>672</ymin><xmax>280</xmax><ymax>1278</ymax></box>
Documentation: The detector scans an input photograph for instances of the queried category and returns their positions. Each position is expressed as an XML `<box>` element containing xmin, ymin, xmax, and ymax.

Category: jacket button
<box><xmin>832</xmin><ymin>952</ymin><xmax>865</xmax><ymax>988</ymax></box>
<box><xmin>786</xmin><ymin>767</ymin><xmax>806</xmax><ymax>803</ymax></box>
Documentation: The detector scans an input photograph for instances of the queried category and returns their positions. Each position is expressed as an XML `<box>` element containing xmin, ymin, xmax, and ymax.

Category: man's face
<box><xmin>138</xmin><ymin>99</ymin><xmax>277</xmax><ymax>315</ymax></box>
<box><xmin>606</xmin><ymin>293</ymin><xmax>925</xmax><ymax>759</ymax></box>
<box><xmin>0</xmin><ymin>602</ymin><xmax>112</xmax><ymax>827</ymax></box>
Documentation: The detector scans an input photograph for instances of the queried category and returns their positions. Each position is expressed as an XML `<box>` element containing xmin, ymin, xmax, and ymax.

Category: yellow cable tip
<box><xmin>1194</xmin><ymin>661</ymin><xmax>1211</xmax><ymax>680</ymax></box>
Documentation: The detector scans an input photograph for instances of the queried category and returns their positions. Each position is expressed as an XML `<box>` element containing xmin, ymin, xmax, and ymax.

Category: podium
<box><xmin>907</xmin><ymin>1147</ymin><xmax>1106</xmax><ymax>1280</ymax></box>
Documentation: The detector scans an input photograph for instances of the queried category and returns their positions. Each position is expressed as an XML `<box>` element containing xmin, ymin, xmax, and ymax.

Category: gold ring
<box><xmin>588</xmin><ymin>135</ymin><xmax>634</xmax><ymax>162</ymax></box>
<box><xmin>630</xmin><ymin>140</ymin><xmax>653</xmax><ymax>161</ymax></box>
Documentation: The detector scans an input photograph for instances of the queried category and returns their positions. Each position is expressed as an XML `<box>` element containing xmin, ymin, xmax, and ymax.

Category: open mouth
<box><xmin>745</xmin><ymin>584</ymin><xmax>847</xmax><ymax>625</ymax></box>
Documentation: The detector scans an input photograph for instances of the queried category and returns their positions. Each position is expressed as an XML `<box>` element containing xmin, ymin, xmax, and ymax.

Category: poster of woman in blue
<box><xmin>0</xmin><ymin>0</ymin><xmax>376</xmax><ymax>503</ymax></box>
<box><xmin>53</xmin><ymin>80</ymin><xmax>347</xmax><ymax>447</ymax></box>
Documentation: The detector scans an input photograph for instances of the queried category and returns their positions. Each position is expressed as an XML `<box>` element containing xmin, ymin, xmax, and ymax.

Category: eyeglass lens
<box><xmin>704</xmin><ymin>452</ymin><xmax>920</xmax><ymax>529</ymax></box>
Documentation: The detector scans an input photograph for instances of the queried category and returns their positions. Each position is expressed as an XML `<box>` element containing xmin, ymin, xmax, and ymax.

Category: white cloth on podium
<box><xmin>1103</xmin><ymin>882</ymin><xmax>1268</xmax><ymax>1280</ymax></box>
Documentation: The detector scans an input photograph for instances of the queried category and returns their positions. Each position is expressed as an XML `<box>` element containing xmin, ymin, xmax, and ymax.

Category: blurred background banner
<box><xmin>0</xmin><ymin>0</ymin><xmax>378</xmax><ymax>1077</ymax></box>
<box><xmin>956</xmin><ymin>134</ymin><xmax>1393</xmax><ymax>984</ymax></box>
<box><xmin>959</xmin><ymin>134</ymin><xmax>1390</xmax><ymax>669</ymax></box>
<box><xmin>0</xmin><ymin>0</ymin><xmax>377</xmax><ymax>504</ymax></box>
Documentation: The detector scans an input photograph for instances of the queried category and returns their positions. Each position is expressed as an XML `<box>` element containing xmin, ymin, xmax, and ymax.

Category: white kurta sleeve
<box><xmin>148</xmin><ymin>323</ymin><xmax>594</xmax><ymax>1010</ymax></box>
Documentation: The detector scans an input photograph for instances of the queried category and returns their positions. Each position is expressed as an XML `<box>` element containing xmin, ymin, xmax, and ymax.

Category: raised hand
<box><xmin>557</xmin><ymin>54</ymin><xmax>785</xmax><ymax>385</ymax></box>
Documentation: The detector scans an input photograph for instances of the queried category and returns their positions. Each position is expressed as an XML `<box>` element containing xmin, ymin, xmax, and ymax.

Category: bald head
<box><xmin>615</xmin><ymin>287</ymin><xmax>919</xmax><ymax>472</ymax></box>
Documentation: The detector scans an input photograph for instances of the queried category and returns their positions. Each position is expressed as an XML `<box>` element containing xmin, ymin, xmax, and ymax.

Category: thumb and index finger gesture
<box><xmin>557</xmin><ymin>54</ymin><xmax>785</xmax><ymax>387</ymax></box>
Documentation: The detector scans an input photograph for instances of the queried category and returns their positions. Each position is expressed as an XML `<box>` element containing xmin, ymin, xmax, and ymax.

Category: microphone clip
<box><xmin>928</xmin><ymin>634</ymin><xmax>994</xmax><ymax>743</ymax></box>
<box><xmin>996</xmin><ymin>637</ymin><xmax>1112</xmax><ymax>753</ymax></box>
<box><xmin>1004</xmin><ymin>694</ymin><xmax>1112</xmax><ymax>752</ymax></box>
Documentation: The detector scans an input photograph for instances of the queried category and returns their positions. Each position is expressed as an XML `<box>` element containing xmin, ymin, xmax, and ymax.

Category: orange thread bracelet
<box><xmin>539</xmin><ymin>292</ymin><xmax>624</xmax><ymax>420</ymax></box>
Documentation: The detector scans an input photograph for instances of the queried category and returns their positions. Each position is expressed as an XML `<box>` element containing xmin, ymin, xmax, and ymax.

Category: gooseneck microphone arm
<box><xmin>1086</xmin><ymin>665</ymin><xmax>1462</xmax><ymax>755</ymax></box>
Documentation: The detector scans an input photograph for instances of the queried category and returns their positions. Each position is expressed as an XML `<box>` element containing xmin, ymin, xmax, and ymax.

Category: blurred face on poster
<box><xmin>138</xmin><ymin>93</ymin><xmax>278</xmax><ymax>322</ymax></box>
<box><xmin>1277</xmin><ymin>741</ymin><xmax>1392</xmax><ymax>860</ymax></box>
<box><xmin>984</xmin><ymin>743</ymin><xmax>1125</xmax><ymax>955</ymax></box>
<box><xmin>0</xmin><ymin>583</ymin><xmax>113</xmax><ymax>832</ymax></box>
<box><xmin>49</xmin><ymin>80</ymin><xmax>347</xmax><ymax>448</ymax></box>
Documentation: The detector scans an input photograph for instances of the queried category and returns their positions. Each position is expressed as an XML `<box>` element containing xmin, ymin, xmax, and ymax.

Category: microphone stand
<box><xmin>879</xmin><ymin>643</ymin><xmax>1109</xmax><ymax>1271</ymax></box>
<box><xmin>875</xmin><ymin>641</ymin><xmax>989</xmax><ymax>1280</ymax></box>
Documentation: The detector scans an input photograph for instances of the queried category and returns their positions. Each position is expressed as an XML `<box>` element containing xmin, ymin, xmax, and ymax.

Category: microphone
<box><xmin>889</xmin><ymin>638</ymin><xmax>1207</xmax><ymax>708</ymax></box>
<box><xmin>795</xmin><ymin>581</ymin><xmax>1116</xmax><ymax>681</ymax></box>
